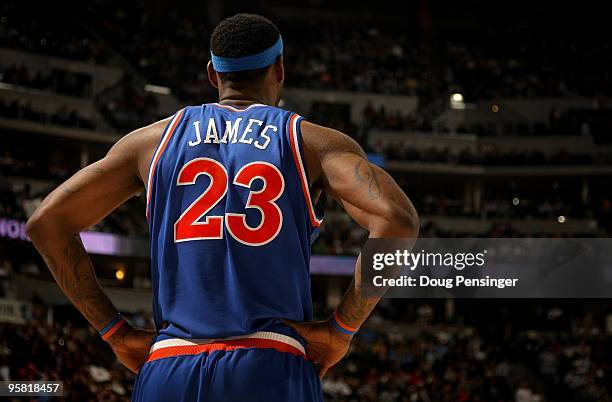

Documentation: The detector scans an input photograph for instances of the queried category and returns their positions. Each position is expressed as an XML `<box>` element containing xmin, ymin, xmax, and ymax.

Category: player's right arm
<box><xmin>286</xmin><ymin>121</ymin><xmax>419</xmax><ymax>377</ymax></box>
<box><xmin>25</xmin><ymin>118</ymin><xmax>170</xmax><ymax>373</ymax></box>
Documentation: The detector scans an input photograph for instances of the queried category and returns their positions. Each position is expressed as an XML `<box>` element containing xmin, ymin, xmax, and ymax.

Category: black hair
<box><xmin>210</xmin><ymin>14</ymin><xmax>281</xmax><ymax>84</ymax></box>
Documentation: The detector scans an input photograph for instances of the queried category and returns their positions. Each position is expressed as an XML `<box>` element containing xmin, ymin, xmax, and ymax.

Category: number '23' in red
<box><xmin>174</xmin><ymin>158</ymin><xmax>285</xmax><ymax>246</ymax></box>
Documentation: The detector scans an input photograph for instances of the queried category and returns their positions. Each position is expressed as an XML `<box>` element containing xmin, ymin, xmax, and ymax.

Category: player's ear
<box><xmin>273</xmin><ymin>55</ymin><xmax>284</xmax><ymax>84</ymax></box>
<box><xmin>207</xmin><ymin>61</ymin><xmax>219</xmax><ymax>89</ymax></box>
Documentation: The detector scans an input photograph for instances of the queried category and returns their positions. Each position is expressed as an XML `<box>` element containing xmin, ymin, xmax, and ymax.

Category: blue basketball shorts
<box><xmin>132</xmin><ymin>331</ymin><xmax>323</xmax><ymax>402</ymax></box>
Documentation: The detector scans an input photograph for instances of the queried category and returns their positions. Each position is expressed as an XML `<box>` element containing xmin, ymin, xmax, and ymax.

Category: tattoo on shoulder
<box><xmin>354</xmin><ymin>160</ymin><xmax>381</xmax><ymax>200</ymax></box>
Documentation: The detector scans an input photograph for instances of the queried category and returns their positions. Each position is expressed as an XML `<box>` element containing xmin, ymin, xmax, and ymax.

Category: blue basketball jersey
<box><xmin>146</xmin><ymin>103</ymin><xmax>323</xmax><ymax>340</ymax></box>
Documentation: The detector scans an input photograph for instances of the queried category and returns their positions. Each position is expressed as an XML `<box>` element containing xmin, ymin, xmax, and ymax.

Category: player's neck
<box><xmin>218</xmin><ymin>88</ymin><xmax>277</xmax><ymax>107</ymax></box>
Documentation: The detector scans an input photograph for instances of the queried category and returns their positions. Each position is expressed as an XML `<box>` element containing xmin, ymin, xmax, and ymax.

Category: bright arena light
<box><xmin>557</xmin><ymin>215</ymin><xmax>566</xmax><ymax>224</ymax></box>
<box><xmin>450</xmin><ymin>93</ymin><xmax>466</xmax><ymax>109</ymax></box>
<box><xmin>451</xmin><ymin>93</ymin><xmax>464</xmax><ymax>102</ymax></box>
<box><xmin>512</xmin><ymin>197</ymin><xmax>520</xmax><ymax>206</ymax></box>
<box><xmin>144</xmin><ymin>84</ymin><xmax>172</xmax><ymax>95</ymax></box>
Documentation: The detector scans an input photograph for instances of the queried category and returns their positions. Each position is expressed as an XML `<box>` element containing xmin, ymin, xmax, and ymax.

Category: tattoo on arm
<box><xmin>63</xmin><ymin>235</ymin><xmax>86</xmax><ymax>267</ymax></box>
<box><xmin>336</xmin><ymin>281</ymin><xmax>378</xmax><ymax>326</ymax></box>
<box><xmin>335</xmin><ymin>258</ymin><xmax>379</xmax><ymax>328</ymax></box>
<box><xmin>41</xmin><ymin>235</ymin><xmax>116</xmax><ymax>329</ymax></box>
<box><xmin>354</xmin><ymin>160</ymin><xmax>381</xmax><ymax>200</ymax></box>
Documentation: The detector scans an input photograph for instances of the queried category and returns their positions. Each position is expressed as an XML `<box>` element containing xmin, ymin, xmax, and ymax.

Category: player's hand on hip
<box><xmin>284</xmin><ymin>319</ymin><xmax>352</xmax><ymax>378</ymax></box>
<box><xmin>106</xmin><ymin>324</ymin><xmax>156</xmax><ymax>374</ymax></box>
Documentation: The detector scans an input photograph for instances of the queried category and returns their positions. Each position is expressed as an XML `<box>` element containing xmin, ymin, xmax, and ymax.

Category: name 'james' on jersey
<box><xmin>146</xmin><ymin>103</ymin><xmax>323</xmax><ymax>341</ymax></box>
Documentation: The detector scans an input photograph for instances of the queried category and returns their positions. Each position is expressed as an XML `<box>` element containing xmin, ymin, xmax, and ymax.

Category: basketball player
<box><xmin>26</xmin><ymin>14</ymin><xmax>418</xmax><ymax>401</ymax></box>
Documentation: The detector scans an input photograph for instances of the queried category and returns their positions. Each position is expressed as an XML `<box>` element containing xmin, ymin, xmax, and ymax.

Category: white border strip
<box><xmin>290</xmin><ymin>114</ymin><xmax>323</xmax><ymax>226</ymax></box>
<box><xmin>145</xmin><ymin>109</ymin><xmax>184</xmax><ymax>218</ymax></box>
<box><xmin>149</xmin><ymin>331</ymin><xmax>306</xmax><ymax>355</ymax></box>
<box><xmin>213</xmin><ymin>103</ymin><xmax>265</xmax><ymax>112</ymax></box>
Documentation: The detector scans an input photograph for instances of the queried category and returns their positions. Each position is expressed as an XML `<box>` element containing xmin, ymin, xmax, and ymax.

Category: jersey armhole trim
<box><xmin>288</xmin><ymin>113</ymin><xmax>323</xmax><ymax>228</ymax></box>
<box><xmin>146</xmin><ymin>108</ymin><xmax>186</xmax><ymax>220</ymax></box>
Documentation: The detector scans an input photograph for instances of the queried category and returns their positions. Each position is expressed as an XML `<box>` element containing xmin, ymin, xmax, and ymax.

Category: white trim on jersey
<box><xmin>213</xmin><ymin>103</ymin><xmax>266</xmax><ymax>112</ymax></box>
<box><xmin>145</xmin><ymin>108</ymin><xmax>185</xmax><ymax>219</ymax></box>
<box><xmin>288</xmin><ymin>114</ymin><xmax>323</xmax><ymax>227</ymax></box>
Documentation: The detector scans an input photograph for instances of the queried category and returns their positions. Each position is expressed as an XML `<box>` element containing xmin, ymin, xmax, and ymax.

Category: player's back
<box><xmin>146</xmin><ymin>102</ymin><xmax>323</xmax><ymax>341</ymax></box>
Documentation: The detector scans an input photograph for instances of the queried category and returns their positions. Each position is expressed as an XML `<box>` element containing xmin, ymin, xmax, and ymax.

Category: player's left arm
<box><xmin>26</xmin><ymin>120</ymin><xmax>168</xmax><ymax>372</ymax></box>
<box><xmin>286</xmin><ymin>121</ymin><xmax>419</xmax><ymax>377</ymax></box>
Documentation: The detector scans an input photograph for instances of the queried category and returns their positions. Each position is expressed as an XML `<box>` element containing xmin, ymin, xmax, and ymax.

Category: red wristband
<box><xmin>332</xmin><ymin>312</ymin><xmax>359</xmax><ymax>336</ymax></box>
<box><xmin>100</xmin><ymin>315</ymin><xmax>127</xmax><ymax>341</ymax></box>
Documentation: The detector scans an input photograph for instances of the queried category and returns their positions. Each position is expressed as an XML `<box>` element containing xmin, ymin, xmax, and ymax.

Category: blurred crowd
<box><xmin>1</xmin><ymin>63</ymin><xmax>93</xmax><ymax>98</ymax></box>
<box><xmin>284</xmin><ymin>24</ymin><xmax>429</xmax><ymax>96</ymax></box>
<box><xmin>0</xmin><ymin>0</ymin><xmax>610</xmax><ymax>141</ymax></box>
<box><xmin>417</xmin><ymin>195</ymin><xmax>594</xmax><ymax>220</ymax></box>
<box><xmin>373</xmin><ymin>142</ymin><xmax>597</xmax><ymax>166</ymax></box>
<box><xmin>1</xmin><ymin>304</ymin><xmax>609</xmax><ymax>402</ymax></box>
<box><xmin>312</xmin><ymin>194</ymin><xmax>612</xmax><ymax>255</ymax></box>
<box><xmin>3</xmin><ymin>130</ymin><xmax>612</xmax><ymax>246</ymax></box>
<box><xmin>323</xmin><ymin>326</ymin><xmax>610</xmax><ymax>402</ymax></box>
<box><xmin>0</xmin><ymin>2</ymin><xmax>611</xmax><ymax>402</ymax></box>
<box><xmin>1</xmin><ymin>1</ymin><xmax>611</xmax><ymax>103</ymax></box>
<box><xmin>362</xmin><ymin>103</ymin><xmax>608</xmax><ymax>138</ymax></box>
<box><xmin>98</xmin><ymin>79</ymin><xmax>160</xmax><ymax>132</ymax></box>
<box><xmin>445</xmin><ymin>26</ymin><xmax>612</xmax><ymax>101</ymax></box>
<box><xmin>0</xmin><ymin>145</ymin><xmax>148</xmax><ymax>237</ymax></box>
<box><xmin>0</xmin><ymin>310</ymin><xmax>153</xmax><ymax>401</ymax></box>
<box><xmin>284</xmin><ymin>23</ymin><xmax>612</xmax><ymax>100</ymax></box>
<box><xmin>0</xmin><ymin>178</ymin><xmax>147</xmax><ymax>238</ymax></box>
<box><xmin>0</xmin><ymin>99</ymin><xmax>96</xmax><ymax>130</ymax></box>
<box><xmin>0</xmin><ymin>2</ymin><xmax>111</xmax><ymax>63</ymax></box>
<box><xmin>314</xmin><ymin>217</ymin><xmax>610</xmax><ymax>256</ymax></box>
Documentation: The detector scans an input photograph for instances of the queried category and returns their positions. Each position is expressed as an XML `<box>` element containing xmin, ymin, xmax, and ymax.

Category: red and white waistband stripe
<box><xmin>145</xmin><ymin>108</ymin><xmax>185</xmax><ymax>220</ymax></box>
<box><xmin>288</xmin><ymin>114</ymin><xmax>323</xmax><ymax>228</ymax></box>
<box><xmin>146</xmin><ymin>331</ymin><xmax>306</xmax><ymax>362</ymax></box>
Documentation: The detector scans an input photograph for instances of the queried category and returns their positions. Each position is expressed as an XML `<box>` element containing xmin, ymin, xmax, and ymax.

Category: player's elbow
<box><xmin>25</xmin><ymin>212</ymin><xmax>45</xmax><ymax>243</ymax></box>
<box><xmin>373</xmin><ymin>202</ymin><xmax>420</xmax><ymax>238</ymax></box>
<box><xmin>394</xmin><ymin>205</ymin><xmax>420</xmax><ymax>238</ymax></box>
<box><xmin>26</xmin><ymin>207</ymin><xmax>56</xmax><ymax>245</ymax></box>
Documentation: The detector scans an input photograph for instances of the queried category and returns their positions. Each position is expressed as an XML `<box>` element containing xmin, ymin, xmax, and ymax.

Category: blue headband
<box><xmin>211</xmin><ymin>36</ymin><xmax>283</xmax><ymax>73</ymax></box>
